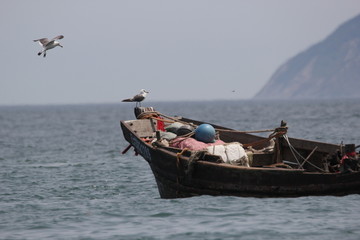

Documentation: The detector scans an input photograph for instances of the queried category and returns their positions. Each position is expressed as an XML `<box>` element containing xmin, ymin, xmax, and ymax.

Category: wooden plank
<box><xmin>124</xmin><ymin>119</ymin><xmax>155</xmax><ymax>138</ymax></box>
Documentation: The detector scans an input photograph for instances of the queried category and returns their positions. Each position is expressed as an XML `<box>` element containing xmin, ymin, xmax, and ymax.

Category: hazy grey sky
<box><xmin>1</xmin><ymin>0</ymin><xmax>360</xmax><ymax>105</ymax></box>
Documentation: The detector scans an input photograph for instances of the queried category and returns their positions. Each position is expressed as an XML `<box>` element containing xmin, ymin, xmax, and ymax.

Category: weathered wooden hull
<box><xmin>121</xmin><ymin>118</ymin><xmax>360</xmax><ymax>198</ymax></box>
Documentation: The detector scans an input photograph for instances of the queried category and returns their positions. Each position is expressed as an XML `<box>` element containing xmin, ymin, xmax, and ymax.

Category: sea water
<box><xmin>1</xmin><ymin>100</ymin><xmax>360</xmax><ymax>240</ymax></box>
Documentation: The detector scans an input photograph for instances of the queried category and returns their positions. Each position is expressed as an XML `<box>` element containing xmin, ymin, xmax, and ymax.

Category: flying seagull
<box><xmin>122</xmin><ymin>89</ymin><xmax>149</xmax><ymax>107</ymax></box>
<box><xmin>33</xmin><ymin>35</ymin><xmax>64</xmax><ymax>57</ymax></box>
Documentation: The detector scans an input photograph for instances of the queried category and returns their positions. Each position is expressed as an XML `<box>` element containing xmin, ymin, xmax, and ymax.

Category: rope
<box><xmin>149</xmin><ymin>117</ymin><xmax>175</xmax><ymax>123</ymax></box>
<box><xmin>283</xmin><ymin>134</ymin><xmax>303</xmax><ymax>167</ymax></box>
<box><xmin>176</xmin><ymin>148</ymin><xmax>189</xmax><ymax>166</ymax></box>
<box><xmin>138</xmin><ymin>110</ymin><xmax>278</xmax><ymax>135</ymax></box>
<box><xmin>217</xmin><ymin>128</ymin><xmax>276</xmax><ymax>134</ymax></box>
<box><xmin>137</xmin><ymin>111</ymin><xmax>161</xmax><ymax>119</ymax></box>
<box><xmin>157</xmin><ymin>113</ymin><xmax>200</xmax><ymax>127</ymax></box>
<box><xmin>169</xmin><ymin>132</ymin><xmax>195</xmax><ymax>146</ymax></box>
<box><xmin>283</xmin><ymin>135</ymin><xmax>326</xmax><ymax>172</ymax></box>
<box><xmin>175</xmin><ymin>148</ymin><xmax>189</xmax><ymax>194</ymax></box>
<box><xmin>299</xmin><ymin>146</ymin><xmax>318</xmax><ymax>169</ymax></box>
<box><xmin>157</xmin><ymin>112</ymin><xmax>276</xmax><ymax>134</ymax></box>
<box><xmin>185</xmin><ymin>151</ymin><xmax>204</xmax><ymax>179</ymax></box>
<box><xmin>242</xmin><ymin>131</ymin><xmax>287</xmax><ymax>148</ymax></box>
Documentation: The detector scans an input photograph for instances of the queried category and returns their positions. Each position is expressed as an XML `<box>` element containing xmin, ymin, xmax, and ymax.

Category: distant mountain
<box><xmin>254</xmin><ymin>14</ymin><xmax>360</xmax><ymax>99</ymax></box>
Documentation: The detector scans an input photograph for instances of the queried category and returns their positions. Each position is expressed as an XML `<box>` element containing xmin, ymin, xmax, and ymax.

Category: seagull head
<box><xmin>54</xmin><ymin>41</ymin><xmax>63</xmax><ymax>48</ymax></box>
<box><xmin>140</xmin><ymin>89</ymin><xmax>149</xmax><ymax>94</ymax></box>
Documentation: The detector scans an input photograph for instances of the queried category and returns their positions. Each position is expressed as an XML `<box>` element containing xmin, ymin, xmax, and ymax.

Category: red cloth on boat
<box><xmin>340</xmin><ymin>152</ymin><xmax>356</xmax><ymax>164</ymax></box>
<box><xmin>157</xmin><ymin>118</ymin><xmax>165</xmax><ymax>131</ymax></box>
<box><xmin>170</xmin><ymin>137</ymin><xmax>225</xmax><ymax>150</ymax></box>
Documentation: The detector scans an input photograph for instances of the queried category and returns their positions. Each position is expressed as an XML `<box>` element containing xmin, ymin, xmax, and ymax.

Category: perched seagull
<box><xmin>122</xmin><ymin>89</ymin><xmax>149</xmax><ymax>107</ymax></box>
<box><xmin>33</xmin><ymin>35</ymin><xmax>64</xmax><ymax>57</ymax></box>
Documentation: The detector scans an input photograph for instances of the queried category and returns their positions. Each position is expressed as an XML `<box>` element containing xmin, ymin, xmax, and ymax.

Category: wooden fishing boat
<box><xmin>120</xmin><ymin>107</ymin><xmax>360</xmax><ymax>198</ymax></box>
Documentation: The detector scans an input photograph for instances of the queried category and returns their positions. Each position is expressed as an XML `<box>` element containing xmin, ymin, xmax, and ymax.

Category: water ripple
<box><xmin>1</xmin><ymin>102</ymin><xmax>360</xmax><ymax>240</ymax></box>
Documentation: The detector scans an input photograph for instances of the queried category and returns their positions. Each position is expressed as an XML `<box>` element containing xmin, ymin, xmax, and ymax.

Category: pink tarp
<box><xmin>170</xmin><ymin>137</ymin><xmax>225</xmax><ymax>151</ymax></box>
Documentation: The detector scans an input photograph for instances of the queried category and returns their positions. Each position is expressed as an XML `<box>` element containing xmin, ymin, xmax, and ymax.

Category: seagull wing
<box><xmin>44</xmin><ymin>35</ymin><xmax>64</xmax><ymax>47</ymax></box>
<box><xmin>33</xmin><ymin>38</ymin><xmax>49</xmax><ymax>46</ymax></box>
<box><xmin>52</xmin><ymin>35</ymin><xmax>64</xmax><ymax>41</ymax></box>
<box><xmin>132</xmin><ymin>94</ymin><xmax>145</xmax><ymax>102</ymax></box>
<box><xmin>122</xmin><ymin>93</ymin><xmax>145</xmax><ymax>102</ymax></box>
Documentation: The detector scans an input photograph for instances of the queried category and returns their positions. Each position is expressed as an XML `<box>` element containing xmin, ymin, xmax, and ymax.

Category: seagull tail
<box><xmin>122</xmin><ymin>99</ymin><xmax>133</xmax><ymax>102</ymax></box>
